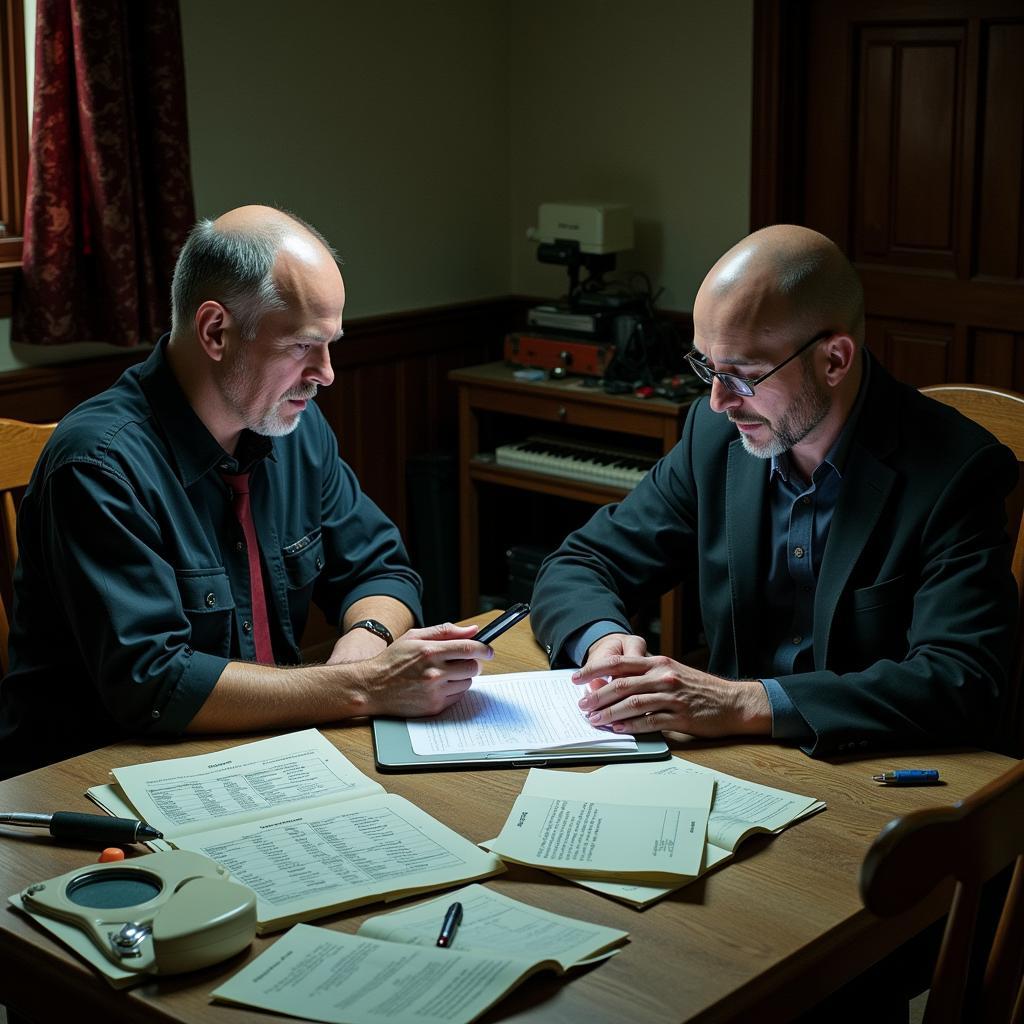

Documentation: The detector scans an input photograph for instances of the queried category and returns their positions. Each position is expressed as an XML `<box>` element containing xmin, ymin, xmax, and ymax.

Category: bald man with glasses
<box><xmin>531</xmin><ymin>225</ymin><xmax>1018</xmax><ymax>756</ymax></box>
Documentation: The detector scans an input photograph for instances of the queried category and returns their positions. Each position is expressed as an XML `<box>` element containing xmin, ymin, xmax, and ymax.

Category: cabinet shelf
<box><xmin>453</xmin><ymin>361</ymin><xmax>693</xmax><ymax>658</ymax></box>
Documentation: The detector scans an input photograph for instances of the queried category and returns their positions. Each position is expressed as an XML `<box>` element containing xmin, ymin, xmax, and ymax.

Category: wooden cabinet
<box><xmin>451</xmin><ymin>361</ymin><xmax>693</xmax><ymax>659</ymax></box>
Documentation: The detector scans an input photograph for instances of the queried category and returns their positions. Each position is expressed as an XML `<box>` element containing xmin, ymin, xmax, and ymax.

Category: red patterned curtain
<box><xmin>13</xmin><ymin>0</ymin><xmax>195</xmax><ymax>347</ymax></box>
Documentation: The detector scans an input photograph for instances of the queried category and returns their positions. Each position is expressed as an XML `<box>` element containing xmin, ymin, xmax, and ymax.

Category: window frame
<box><xmin>0</xmin><ymin>0</ymin><xmax>28</xmax><ymax>313</ymax></box>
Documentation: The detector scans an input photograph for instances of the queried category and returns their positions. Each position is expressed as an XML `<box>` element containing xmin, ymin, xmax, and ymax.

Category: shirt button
<box><xmin>205</xmin><ymin>593</ymin><xmax>217</xmax><ymax>607</ymax></box>
<box><xmin>801</xmin><ymin>496</ymin><xmax>811</xmax><ymax>506</ymax></box>
<box><xmin>183</xmin><ymin>645</ymin><xmax>193</xmax><ymax>655</ymax></box>
<box><xmin>151</xmin><ymin>710</ymin><xmax>161</xmax><ymax>720</ymax></box>
<box><xmin>793</xmin><ymin>546</ymin><xmax>805</xmax><ymax>558</ymax></box>
<box><xmin>792</xmin><ymin>635</ymin><xmax>802</xmax><ymax>645</ymax></box>
<box><xmin>243</xmin><ymin>620</ymin><xmax>253</xmax><ymax>633</ymax></box>
<box><xmin>235</xmin><ymin>541</ymin><xmax>244</xmax><ymax>552</ymax></box>
<box><xmin>315</xmin><ymin>557</ymin><xmax>323</xmax><ymax>571</ymax></box>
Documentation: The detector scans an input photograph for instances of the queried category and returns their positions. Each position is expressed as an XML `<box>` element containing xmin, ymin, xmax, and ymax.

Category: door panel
<box><xmin>754</xmin><ymin>0</ymin><xmax>1024</xmax><ymax>387</ymax></box>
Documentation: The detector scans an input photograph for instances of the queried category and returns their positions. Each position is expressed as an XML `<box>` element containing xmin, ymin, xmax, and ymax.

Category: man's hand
<box><xmin>585</xmin><ymin>632</ymin><xmax>649</xmax><ymax>663</ymax></box>
<box><xmin>354</xmin><ymin>622</ymin><xmax>493</xmax><ymax>718</ymax></box>
<box><xmin>573</xmin><ymin>653</ymin><xmax>771</xmax><ymax>738</ymax></box>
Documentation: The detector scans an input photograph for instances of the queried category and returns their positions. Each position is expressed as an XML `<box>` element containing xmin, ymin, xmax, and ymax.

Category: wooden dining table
<box><xmin>0</xmin><ymin>614</ymin><xmax>1015</xmax><ymax>1023</ymax></box>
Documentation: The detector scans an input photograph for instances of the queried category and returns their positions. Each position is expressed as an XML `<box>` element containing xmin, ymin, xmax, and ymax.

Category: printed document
<box><xmin>521</xmin><ymin>760</ymin><xmax>824</xmax><ymax>906</ymax></box>
<box><xmin>214</xmin><ymin>923</ymin><xmax>573</xmax><ymax>1024</ymax></box>
<box><xmin>407</xmin><ymin>670</ymin><xmax>637</xmax><ymax>754</ymax></box>
<box><xmin>482</xmin><ymin>770</ymin><xmax>712</xmax><ymax>882</ymax></box>
<box><xmin>358</xmin><ymin>883</ymin><xmax>628</xmax><ymax>970</ymax></box>
<box><xmin>86</xmin><ymin>730</ymin><xmax>503</xmax><ymax>932</ymax></box>
<box><xmin>106</xmin><ymin>729</ymin><xmax>383</xmax><ymax>837</ymax></box>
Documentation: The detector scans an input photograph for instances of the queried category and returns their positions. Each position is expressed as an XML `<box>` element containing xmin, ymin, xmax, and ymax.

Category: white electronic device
<box><xmin>19</xmin><ymin>849</ymin><xmax>256</xmax><ymax>975</ymax></box>
<box><xmin>527</xmin><ymin>202</ymin><xmax>634</xmax><ymax>254</ymax></box>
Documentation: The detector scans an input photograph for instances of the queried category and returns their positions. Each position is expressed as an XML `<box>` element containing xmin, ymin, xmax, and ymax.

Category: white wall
<box><xmin>180</xmin><ymin>0</ymin><xmax>512</xmax><ymax>320</ymax></box>
<box><xmin>0</xmin><ymin>1</ymin><xmax>754</xmax><ymax>373</ymax></box>
<box><xmin>510</xmin><ymin>1</ymin><xmax>754</xmax><ymax>311</ymax></box>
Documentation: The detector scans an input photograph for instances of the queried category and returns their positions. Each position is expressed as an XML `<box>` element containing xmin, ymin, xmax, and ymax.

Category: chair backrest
<box><xmin>921</xmin><ymin>384</ymin><xmax>1024</xmax><ymax>757</ymax></box>
<box><xmin>859</xmin><ymin>759</ymin><xmax>1024</xmax><ymax>1024</ymax></box>
<box><xmin>0</xmin><ymin>418</ymin><xmax>57</xmax><ymax>675</ymax></box>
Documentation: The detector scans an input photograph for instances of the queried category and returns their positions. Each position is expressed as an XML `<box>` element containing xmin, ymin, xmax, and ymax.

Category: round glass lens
<box><xmin>66</xmin><ymin>870</ymin><xmax>162</xmax><ymax>909</ymax></box>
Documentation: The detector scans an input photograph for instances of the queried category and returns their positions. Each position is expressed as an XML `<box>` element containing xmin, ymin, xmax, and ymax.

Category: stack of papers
<box><xmin>212</xmin><ymin>884</ymin><xmax>629</xmax><ymax>1024</ymax></box>
<box><xmin>482</xmin><ymin>768</ymin><xmax>714</xmax><ymax>885</ymax></box>
<box><xmin>407</xmin><ymin>669</ymin><xmax>638</xmax><ymax>754</ymax></box>
<box><xmin>483</xmin><ymin>760</ymin><xmax>825</xmax><ymax>907</ymax></box>
<box><xmin>86</xmin><ymin>730</ymin><xmax>503</xmax><ymax>933</ymax></box>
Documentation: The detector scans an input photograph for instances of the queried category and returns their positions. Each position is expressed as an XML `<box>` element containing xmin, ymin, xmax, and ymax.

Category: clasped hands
<box><xmin>574</xmin><ymin>632</ymin><xmax>771</xmax><ymax>738</ymax></box>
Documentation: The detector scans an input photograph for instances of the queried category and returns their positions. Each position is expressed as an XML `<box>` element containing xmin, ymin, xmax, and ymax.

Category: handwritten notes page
<box><xmin>482</xmin><ymin>770</ymin><xmax>712</xmax><ymax>883</ymax></box>
<box><xmin>406</xmin><ymin>670</ymin><xmax>637</xmax><ymax>755</ymax></box>
<box><xmin>528</xmin><ymin>760</ymin><xmax>825</xmax><ymax>907</ymax></box>
<box><xmin>87</xmin><ymin>731</ymin><xmax>503</xmax><ymax>932</ymax></box>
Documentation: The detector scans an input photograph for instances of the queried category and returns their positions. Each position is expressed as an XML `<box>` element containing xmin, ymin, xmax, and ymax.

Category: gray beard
<box><xmin>734</xmin><ymin>362</ymin><xmax>829</xmax><ymax>459</ymax></box>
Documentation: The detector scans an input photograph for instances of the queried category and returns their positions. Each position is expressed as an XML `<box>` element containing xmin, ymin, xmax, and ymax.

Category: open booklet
<box><xmin>86</xmin><ymin>730</ymin><xmax>503</xmax><ymax>933</ymax></box>
<box><xmin>512</xmin><ymin>760</ymin><xmax>825</xmax><ymax>907</ymax></box>
<box><xmin>212</xmin><ymin>885</ymin><xmax>628</xmax><ymax>1024</ymax></box>
<box><xmin>481</xmin><ymin>769</ymin><xmax>714</xmax><ymax>884</ymax></box>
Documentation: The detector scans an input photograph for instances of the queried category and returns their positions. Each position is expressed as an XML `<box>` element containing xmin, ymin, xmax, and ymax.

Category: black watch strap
<box><xmin>348</xmin><ymin>618</ymin><xmax>394</xmax><ymax>646</ymax></box>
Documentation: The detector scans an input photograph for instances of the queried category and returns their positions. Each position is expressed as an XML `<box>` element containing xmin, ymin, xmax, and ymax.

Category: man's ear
<box><xmin>823</xmin><ymin>333</ymin><xmax>856</xmax><ymax>386</ymax></box>
<box><xmin>194</xmin><ymin>301</ymin><xmax>233</xmax><ymax>363</ymax></box>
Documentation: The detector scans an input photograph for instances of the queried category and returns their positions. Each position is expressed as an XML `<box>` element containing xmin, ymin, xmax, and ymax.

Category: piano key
<box><xmin>494</xmin><ymin>437</ymin><xmax>656</xmax><ymax>489</ymax></box>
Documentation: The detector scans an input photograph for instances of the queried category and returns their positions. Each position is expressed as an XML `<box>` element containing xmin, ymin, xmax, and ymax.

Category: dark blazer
<box><xmin>531</xmin><ymin>358</ymin><xmax>1019</xmax><ymax>756</ymax></box>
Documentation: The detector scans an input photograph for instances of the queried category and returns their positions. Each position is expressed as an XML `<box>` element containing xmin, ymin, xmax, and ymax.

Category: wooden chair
<box><xmin>921</xmin><ymin>385</ymin><xmax>1024</xmax><ymax>757</ymax></box>
<box><xmin>0</xmin><ymin>419</ymin><xmax>57</xmax><ymax>675</ymax></box>
<box><xmin>859</xmin><ymin>759</ymin><xmax>1024</xmax><ymax>1024</ymax></box>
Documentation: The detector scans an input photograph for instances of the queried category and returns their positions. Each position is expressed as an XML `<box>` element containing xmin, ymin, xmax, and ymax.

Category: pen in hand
<box><xmin>436</xmin><ymin>901</ymin><xmax>463</xmax><ymax>948</ymax></box>
<box><xmin>0</xmin><ymin>811</ymin><xmax>163</xmax><ymax>844</ymax></box>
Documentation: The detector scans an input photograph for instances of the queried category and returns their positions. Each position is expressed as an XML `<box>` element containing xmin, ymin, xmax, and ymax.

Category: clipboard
<box><xmin>372</xmin><ymin>716</ymin><xmax>670</xmax><ymax>773</ymax></box>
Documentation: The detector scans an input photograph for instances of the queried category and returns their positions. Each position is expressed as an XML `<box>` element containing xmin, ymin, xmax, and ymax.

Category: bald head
<box><xmin>695</xmin><ymin>225</ymin><xmax>864</xmax><ymax>348</ymax></box>
<box><xmin>171</xmin><ymin>206</ymin><xmax>341</xmax><ymax>342</ymax></box>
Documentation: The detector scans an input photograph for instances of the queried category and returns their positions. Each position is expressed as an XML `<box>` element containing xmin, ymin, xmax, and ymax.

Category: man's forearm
<box><xmin>185</xmin><ymin>661</ymin><xmax>369</xmax><ymax>733</ymax></box>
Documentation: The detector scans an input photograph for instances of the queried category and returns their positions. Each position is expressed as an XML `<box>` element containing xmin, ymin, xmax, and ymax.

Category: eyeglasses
<box><xmin>685</xmin><ymin>329</ymin><xmax>833</xmax><ymax>397</ymax></box>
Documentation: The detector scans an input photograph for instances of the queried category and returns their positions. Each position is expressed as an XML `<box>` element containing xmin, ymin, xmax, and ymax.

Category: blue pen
<box><xmin>871</xmin><ymin>769</ymin><xmax>940</xmax><ymax>785</ymax></box>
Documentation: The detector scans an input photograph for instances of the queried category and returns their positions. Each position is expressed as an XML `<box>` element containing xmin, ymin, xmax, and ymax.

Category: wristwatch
<box><xmin>348</xmin><ymin>619</ymin><xmax>394</xmax><ymax>646</ymax></box>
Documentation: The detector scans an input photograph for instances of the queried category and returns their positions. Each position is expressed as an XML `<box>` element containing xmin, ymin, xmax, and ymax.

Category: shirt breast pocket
<box><xmin>175</xmin><ymin>568</ymin><xmax>236</xmax><ymax>657</ymax></box>
<box><xmin>283</xmin><ymin>531</ymin><xmax>324</xmax><ymax>597</ymax></box>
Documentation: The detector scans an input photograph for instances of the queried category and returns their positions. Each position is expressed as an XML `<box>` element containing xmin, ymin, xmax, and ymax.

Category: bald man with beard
<box><xmin>1</xmin><ymin>207</ymin><xmax>491</xmax><ymax>775</ymax></box>
<box><xmin>532</xmin><ymin>225</ymin><xmax>1018</xmax><ymax>756</ymax></box>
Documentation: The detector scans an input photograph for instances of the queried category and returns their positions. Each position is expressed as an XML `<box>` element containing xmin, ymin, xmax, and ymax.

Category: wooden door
<box><xmin>752</xmin><ymin>0</ymin><xmax>1024</xmax><ymax>387</ymax></box>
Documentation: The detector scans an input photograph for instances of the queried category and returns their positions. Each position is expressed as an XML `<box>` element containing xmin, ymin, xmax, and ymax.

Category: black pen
<box><xmin>436</xmin><ymin>901</ymin><xmax>463</xmax><ymax>948</ymax></box>
<box><xmin>0</xmin><ymin>811</ymin><xmax>163</xmax><ymax>844</ymax></box>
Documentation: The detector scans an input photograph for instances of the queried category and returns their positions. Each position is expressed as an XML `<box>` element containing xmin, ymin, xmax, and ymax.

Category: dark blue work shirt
<box><xmin>760</xmin><ymin>357</ymin><xmax>870</xmax><ymax>740</ymax></box>
<box><xmin>0</xmin><ymin>338</ymin><xmax>422</xmax><ymax>775</ymax></box>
